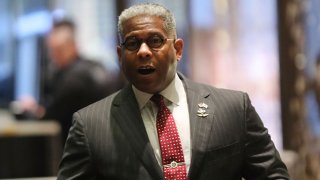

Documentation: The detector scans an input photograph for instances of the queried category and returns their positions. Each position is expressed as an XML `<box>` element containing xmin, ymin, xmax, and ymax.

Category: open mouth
<box><xmin>137</xmin><ymin>66</ymin><xmax>156</xmax><ymax>75</ymax></box>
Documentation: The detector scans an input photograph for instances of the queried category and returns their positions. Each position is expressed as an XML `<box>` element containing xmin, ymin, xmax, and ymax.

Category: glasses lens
<box><xmin>122</xmin><ymin>36</ymin><xmax>166</xmax><ymax>51</ymax></box>
<box><xmin>124</xmin><ymin>38</ymin><xmax>140</xmax><ymax>51</ymax></box>
<box><xmin>147</xmin><ymin>36</ymin><xmax>164</xmax><ymax>48</ymax></box>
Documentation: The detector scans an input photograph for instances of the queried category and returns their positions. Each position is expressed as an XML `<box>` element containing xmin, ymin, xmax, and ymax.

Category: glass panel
<box><xmin>190</xmin><ymin>0</ymin><xmax>282</xmax><ymax>149</ymax></box>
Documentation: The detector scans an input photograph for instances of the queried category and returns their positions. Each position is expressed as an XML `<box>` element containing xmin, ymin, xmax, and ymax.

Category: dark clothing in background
<box><xmin>42</xmin><ymin>57</ymin><xmax>116</xmax><ymax>145</ymax></box>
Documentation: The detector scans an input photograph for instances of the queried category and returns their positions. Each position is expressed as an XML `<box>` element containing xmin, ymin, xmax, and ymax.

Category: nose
<box><xmin>137</xmin><ymin>42</ymin><xmax>152</xmax><ymax>59</ymax></box>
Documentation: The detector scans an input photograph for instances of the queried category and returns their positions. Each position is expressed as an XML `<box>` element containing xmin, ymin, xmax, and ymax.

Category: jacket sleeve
<box><xmin>242</xmin><ymin>93</ymin><xmax>290</xmax><ymax>179</ymax></box>
<box><xmin>57</xmin><ymin>112</ymin><xmax>97</xmax><ymax>180</ymax></box>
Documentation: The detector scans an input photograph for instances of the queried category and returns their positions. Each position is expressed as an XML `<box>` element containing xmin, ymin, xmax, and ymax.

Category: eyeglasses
<box><xmin>121</xmin><ymin>35</ymin><xmax>175</xmax><ymax>51</ymax></box>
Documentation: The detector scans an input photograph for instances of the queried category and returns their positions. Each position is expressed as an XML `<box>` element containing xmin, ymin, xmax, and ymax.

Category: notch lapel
<box><xmin>112</xmin><ymin>86</ymin><xmax>164</xmax><ymax>180</ymax></box>
<box><xmin>181</xmin><ymin>77</ymin><xmax>215</xmax><ymax>180</ymax></box>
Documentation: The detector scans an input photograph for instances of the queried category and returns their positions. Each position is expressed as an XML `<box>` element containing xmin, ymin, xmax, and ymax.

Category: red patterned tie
<box><xmin>151</xmin><ymin>94</ymin><xmax>187</xmax><ymax>180</ymax></box>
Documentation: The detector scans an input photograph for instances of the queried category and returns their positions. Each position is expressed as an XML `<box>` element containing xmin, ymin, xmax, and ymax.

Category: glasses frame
<box><xmin>120</xmin><ymin>35</ymin><xmax>175</xmax><ymax>51</ymax></box>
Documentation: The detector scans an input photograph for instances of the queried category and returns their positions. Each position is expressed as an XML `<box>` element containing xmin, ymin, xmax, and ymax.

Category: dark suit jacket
<box><xmin>58</xmin><ymin>74</ymin><xmax>289</xmax><ymax>180</ymax></box>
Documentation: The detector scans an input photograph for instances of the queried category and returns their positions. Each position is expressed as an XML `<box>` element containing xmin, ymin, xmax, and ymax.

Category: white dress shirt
<box><xmin>132</xmin><ymin>74</ymin><xmax>191</xmax><ymax>173</ymax></box>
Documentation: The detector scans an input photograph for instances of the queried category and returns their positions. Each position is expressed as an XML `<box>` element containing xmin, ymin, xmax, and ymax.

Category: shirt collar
<box><xmin>132</xmin><ymin>73</ymin><xmax>185</xmax><ymax>110</ymax></box>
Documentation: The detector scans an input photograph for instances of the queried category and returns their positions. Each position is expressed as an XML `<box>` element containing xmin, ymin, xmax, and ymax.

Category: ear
<box><xmin>117</xmin><ymin>46</ymin><xmax>122</xmax><ymax>64</ymax></box>
<box><xmin>174</xmin><ymin>38</ymin><xmax>184</xmax><ymax>61</ymax></box>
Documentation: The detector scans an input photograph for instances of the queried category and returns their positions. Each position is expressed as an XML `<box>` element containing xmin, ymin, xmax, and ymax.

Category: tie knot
<box><xmin>150</xmin><ymin>94</ymin><xmax>163</xmax><ymax>107</ymax></box>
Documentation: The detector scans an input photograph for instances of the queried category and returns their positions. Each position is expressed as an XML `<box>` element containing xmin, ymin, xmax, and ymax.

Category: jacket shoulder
<box><xmin>187</xmin><ymin>78</ymin><xmax>247</xmax><ymax>99</ymax></box>
<box><xmin>76</xmin><ymin>91</ymin><xmax>119</xmax><ymax>117</ymax></box>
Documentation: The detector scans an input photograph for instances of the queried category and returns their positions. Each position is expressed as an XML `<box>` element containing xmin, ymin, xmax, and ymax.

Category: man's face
<box><xmin>46</xmin><ymin>28</ymin><xmax>77</xmax><ymax>68</ymax></box>
<box><xmin>117</xmin><ymin>15</ymin><xmax>183</xmax><ymax>94</ymax></box>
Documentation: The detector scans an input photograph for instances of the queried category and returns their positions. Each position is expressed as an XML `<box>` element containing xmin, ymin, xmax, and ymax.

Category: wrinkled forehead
<box><xmin>123</xmin><ymin>16</ymin><xmax>166</xmax><ymax>34</ymax></box>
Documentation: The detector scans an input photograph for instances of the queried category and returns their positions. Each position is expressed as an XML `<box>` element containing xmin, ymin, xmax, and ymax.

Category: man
<box><xmin>41</xmin><ymin>19</ymin><xmax>119</xmax><ymax>145</ymax></box>
<box><xmin>58</xmin><ymin>3</ymin><xmax>289</xmax><ymax>179</ymax></box>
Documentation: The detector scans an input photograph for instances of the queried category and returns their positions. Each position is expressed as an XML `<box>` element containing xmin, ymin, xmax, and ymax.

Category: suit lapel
<box><xmin>112</xmin><ymin>86</ymin><xmax>164</xmax><ymax>180</ymax></box>
<box><xmin>180</xmin><ymin>75</ymin><xmax>215</xmax><ymax>179</ymax></box>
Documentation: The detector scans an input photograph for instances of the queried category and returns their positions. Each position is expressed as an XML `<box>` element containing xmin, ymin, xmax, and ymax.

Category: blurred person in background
<box><xmin>42</xmin><ymin>19</ymin><xmax>121</xmax><ymax>145</ymax></box>
<box><xmin>15</xmin><ymin>19</ymin><xmax>121</xmax><ymax>146</ymax></box>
